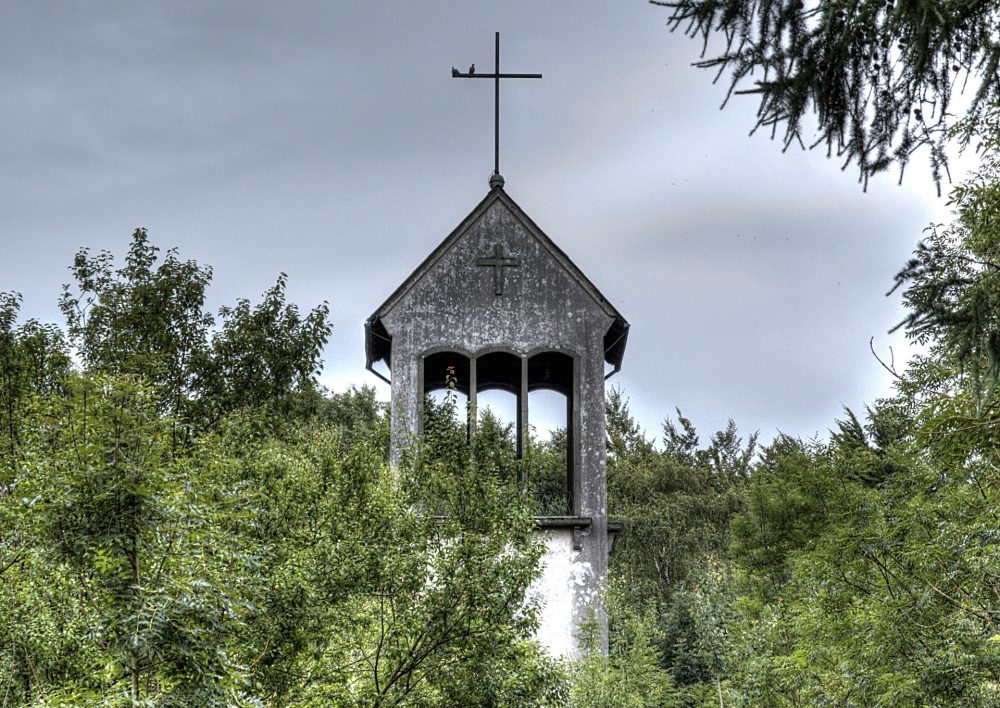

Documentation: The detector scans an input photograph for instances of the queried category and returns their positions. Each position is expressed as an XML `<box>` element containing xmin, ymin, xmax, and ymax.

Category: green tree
<box><xmin>3</xmin><ymin>232</ymin><xmax>565</xmax><ymax>706</ymax></box>
<box><xmin>569</xmin><ymin>584</ymin><xmax>679</xmax><ymax>707</ymax></box>
<box><xmin>0</xmin><ymin>291</ymin><xmax>70</xmax><ymax>467</ymax></box>
<box><xmin>654</xmin><ymin>0</ymin><xmax>1000</xmax><ymax>188</ymax></box>
<box><xmin>523</xmin><ymin>426</ymin><xmax>572</xmax><ymax>516</ymax></box>
<box><xmin>725</xmin><ymin>400</ymin><xmax>1000</xmax><ymax>705</ymax></box>
<box><xmin>607</xmin><ymin>392</ymin><xmax>751</xmax><ymax>604</ymax></box>
<box><xmin>59</xmin><ymin>229</ymin><xmax>215</xmax><ymax>429</ymax></box>
<box><xmin>706</xmin><ymin>133</ymin><xmax>1000</xmax><ymax>704</ymax></box>
<box><xmin>605</xmin><ymin>390</ymin><xmax>753</xmax><ymax>700</ymax></box>
<box><xmin>313</xmin><ymin>383</ymin><xmax>388</xmax><ymax>452</ymax></box>
<box><xmin>260</xmin><ymin>388</ymin><xmax>562</xmax><ymax>705</ymax></box>
<box><xmin>200</xmin><ymin>272</ymin><xmax>331</xmax><ymax>429</ymax></box>
<box><xmin>59</xmin><ymin>229</ymin><xmax>332</xmax><ymax>441</ymax></box>
<box><xmin>728</xmin><ymin>434</ymin><xmax>827</xmax><ymax>597</ymax></box>
<box><xmin>889</xmin><ymin>116</ymin><xmax>1000</xmax><ymax>459</ymax></box>
<box><xmin>3</xmin><ymin>374</ymin><xmax>244</xmax><ymax>705</ymax></box>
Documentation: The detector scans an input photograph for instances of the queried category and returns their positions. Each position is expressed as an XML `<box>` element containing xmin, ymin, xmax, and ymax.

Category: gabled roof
<box><xmin>365</xmin><ymin>185</ymin><xmax>629</xmax><ymax>376</ymax></box>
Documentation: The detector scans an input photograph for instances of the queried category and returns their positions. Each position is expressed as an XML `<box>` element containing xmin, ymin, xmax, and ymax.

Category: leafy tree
<box><xmin>569</xmin><ymin>584</ymin><xmax>678</xmax><ymax>707</ymax></box>
<box><xmin>0</xmin><ymin>299</ymin><xmax>74</xmax><ymax>702</ymax></box>
<box><xmin>312</xmin><ymin>383</ymin><xmax>388</xmax><ymax>452</ymax></box>
<box><xmin>0</xmin><ymin>291</ymin><xmax>70</xmax><ymax>467</ymax></box>
<box><xmin>267</xmin><ymin>396</ymin><xmax>562</xmax><ymax>705</ymax></box>
<box><xmin>607</xmin><ymin>393</ymin><xmax>751</xmax><ymax>604</ymax></box>
<box><xmin>889</xmin><ymin>118</ymin><xmax>1000</xmax><ymax>461</ymax></box>
<box><xmin>604</xmin><ymin>391</ymin><xmax>754</xmax><ymax>701</ymax></box>
<box><xmin>660</xmin><ymin>591</ymin><xmax>710</xmax><ymax>687</ymax></box>
<box><xmin>654</xmin><ymin>0</ymin><xmax>1000</xmax><ymax>188</ymax></box>
<box><xmin>700</xmin><ymin>130</ymin><xmax>1000</xmax><ymax>705</ymax></box>
<box><xmin>4</xmin><ymin>374</ymin><xmax>244</xmax><ymax>705</ymax></box>
<box><xmin>729</xmin><ymin>434</ymin><xmax>827</xmax><ymax>597</ymax></box>
<box><xmin>522</xmin><ymin>426</ymin><xmax>572</xmax><ymax>516</ymax></box>
<box><xmin>200</xmin><ymin>272</ymin><xmax>331</xmax><ymax>428</ymax></box>
<box><xmin>725</xmin><ymin>401</ymin><xmax>1000</xmax><ymax>705</ymax></box>
<box><xmin>3</xmin><ymin>233</ymin><xmax>566</xmax><ymax>706</ymax></box>
<box><xmin>423</xmin><ymin>389</ymin><xmax>574</xmax><ymax>516</ymax></box>
<box><xmin>59</xmin><ymin>229</ymin><xmax>332</xmax><ymax>441</ymax></box>
<box><xmin>59</xmin><ymin>229</ymin><xmax>215</xmax><ymax>428</ymax></box>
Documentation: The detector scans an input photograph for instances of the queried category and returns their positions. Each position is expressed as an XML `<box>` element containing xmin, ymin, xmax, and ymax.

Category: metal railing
<box><xmin>529</xmin><ymin>491</ymin><xmax>572</xmax><ymax>517</ymax></box>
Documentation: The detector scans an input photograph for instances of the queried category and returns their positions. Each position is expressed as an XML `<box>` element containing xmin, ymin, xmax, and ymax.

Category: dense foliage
<box><xmin>0</xmin><ymin>235</ymin><xmax>562</xmax><ymax>706</ymax></box>
<box><xmin>582</xmin><ymin>129</ymin><xmax>1000</xmax><ymax>705</ymax></box>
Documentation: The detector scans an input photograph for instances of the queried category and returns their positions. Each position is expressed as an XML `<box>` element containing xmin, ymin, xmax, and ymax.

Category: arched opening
<box><xmin>421</xmin><ymin>348</ymin><xmax>576</xmax><ymax>516</ymax></box>
<box><xmin>527</xmin><ymin>351</ymin><xmax>574</xmax><ymax>516</ymax></box>
<box><xmin>424</xmin><ymin>351</ymin><xmax>471</xmax><ymax>395</ymax></box>
<box><xmin>475</xmin><ymin>351</ymin><xmax>521</xmax><ymax>464</ymax></box>
<box><xmin>476</xmin><ymin>389</ymin><xmax>518</xmax><ymax>436</ymax></box>
<box><xmin>528</xmin><ymin>388</ymin><xmax>568</xmax><ymax>442</ymax></box>
<box><xmin>527</xmin><ymin>388</ymin><xmax>569</xmax><ymax>515</ymax></box>
<box><xmin>422</xmin><ymin>351</ymin><xmax>470</xmax><ymax>434</ymax></box>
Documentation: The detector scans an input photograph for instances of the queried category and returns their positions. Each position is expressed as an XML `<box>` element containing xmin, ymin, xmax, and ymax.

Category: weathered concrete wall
<box><xmin>530</xmin><ymin>527</ymin><xmax>603</xmax><ymax>659</ymax></box>
<box><xmin>378</xmin><ymin>195</ymin><xmax>614</xmax><ymax>656</ymax></box>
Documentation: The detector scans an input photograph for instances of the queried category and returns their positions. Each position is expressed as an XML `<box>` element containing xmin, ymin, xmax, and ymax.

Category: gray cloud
<box><xmin>0</xmin><ymin>1</ymin><xmax>952</xmax><ymax>444</ymax></box>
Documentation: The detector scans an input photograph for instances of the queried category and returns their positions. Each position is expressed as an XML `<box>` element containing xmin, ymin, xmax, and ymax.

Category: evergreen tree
<box><xmin>654</xmin><ymin>0</ymin><xmax>1000</xmax><ymax>188</ymax></box>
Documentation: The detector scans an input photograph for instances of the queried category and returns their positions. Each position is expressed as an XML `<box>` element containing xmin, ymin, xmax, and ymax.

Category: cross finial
<box><xmin>452</xmin><ymin>32</ymin><xmax>542</xmax><ymax>186</ymax></box>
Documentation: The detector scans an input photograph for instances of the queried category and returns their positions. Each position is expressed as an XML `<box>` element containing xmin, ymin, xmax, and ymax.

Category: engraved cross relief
<box><xmin>476</xmin><ymin>244</ymin><xmax>520</xmax><ymax>296</ymax></box>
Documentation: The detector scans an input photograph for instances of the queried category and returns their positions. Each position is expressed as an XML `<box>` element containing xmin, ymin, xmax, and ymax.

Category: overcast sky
<box><xmin>0</xmin><ymin>1</ymin><xmax>969</xmax><ymax>445</ymax></box>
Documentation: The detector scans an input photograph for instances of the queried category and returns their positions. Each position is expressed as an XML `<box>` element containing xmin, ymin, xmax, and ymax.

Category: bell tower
<box><xmin>364</xmin><ymin>184</ymin><xmax>628</xmax><ymax>657</ymax></box>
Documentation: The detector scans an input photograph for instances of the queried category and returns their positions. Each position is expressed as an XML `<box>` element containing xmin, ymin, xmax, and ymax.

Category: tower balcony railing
<box><xmin>529</xmin><ymin>490</ymin><xmax>573</xmax><ymax>517</ymax></box>
<box><xmin>426</xmin><ymin>488</ymin><xmax>571</xmax><ymax>519</ymax></box>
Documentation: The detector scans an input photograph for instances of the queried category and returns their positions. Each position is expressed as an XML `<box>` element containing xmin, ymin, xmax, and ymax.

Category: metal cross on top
<box><xmin>452</xmin><ymin>32</ymin><xmax>542</xmax><ymax>185</ymax></box>
<box><xmin>476</xmin><ymin>244</ymin><xmax>521</xmax><ymax>296</ymax></box>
